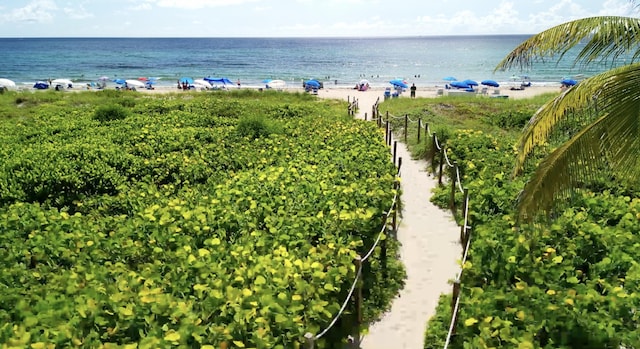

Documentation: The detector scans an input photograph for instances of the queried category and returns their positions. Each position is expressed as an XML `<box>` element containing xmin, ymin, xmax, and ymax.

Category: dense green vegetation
<box><xmin>0</xmin><ymin>90</ymin><xmax>404</xmax><ymax>348</ymax></box>
<box><xmin>381</xmin><ymin>94</ymin><xmax>640</xmax><ymax>348</ymax></box>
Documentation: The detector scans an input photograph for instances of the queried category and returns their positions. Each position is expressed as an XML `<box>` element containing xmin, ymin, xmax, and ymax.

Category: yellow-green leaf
<box><xmin>164</xmin><ymin>331</ymin><xmax>181</xmax><ymax>342</ymax></box>
<box><xmin>464</xmin><ymin>317</ymin><xmax>478</xmax><ymax>326</ymax></box>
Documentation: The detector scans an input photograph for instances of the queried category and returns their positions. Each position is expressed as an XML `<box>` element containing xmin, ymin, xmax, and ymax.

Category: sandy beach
<box><xmin>129</xmin><ymin>83</ymin><xmax>561</xmax><ymax>102</ymax></box>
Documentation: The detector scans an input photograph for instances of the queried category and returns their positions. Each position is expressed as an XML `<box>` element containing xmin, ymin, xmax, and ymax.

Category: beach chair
<box><xmin>384</xmin><ymin>88</ymin><xmax>391</xmax><ymax>100</ymax></box>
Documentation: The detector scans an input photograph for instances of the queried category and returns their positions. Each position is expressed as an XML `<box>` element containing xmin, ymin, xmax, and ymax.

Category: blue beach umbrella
<box><xmin>450</xmin><ymin>81</ymin><xmax>470</xmax><ymax>89</ymax></box>
<box><xmin>204</xmin><ymin>77</ymin><xmax>233</xmax><ymax>85</ymax></box>
<box><xmin>481</xmin><ymin>79</ymin><xmax>500</xmax><ymax>87</ymax></box>
<box><xmin>389</xmin><ymin>79</ymin><xmax>408</xmax><ymax>88</ymax></box>
<box><xmin>305</xmin><ymin>79</ymin><xmax>321</xmax><ymax>88</ymax></box>
<box><xmin>179</xmin><ymin>77</ymin><xmax>194</xmax><ymax>84</ymax></box>
<box><xmin>561</xmin><ymin>78</ymin><xmax>577</xmax><ymax>86</ymax></box>
<box><xmin>462</xmin><ymin>79</ymin><xmax>478</xmax><ymax>86</ymax></box>
<box><xmin>33</xmin><ymin>81</ymin><xmax>49</xmax><ymax>89</ymax></box>
<box><xmin>113</xmin><ymin>78</ymin><xmax>125</xmax><ymax>85</ymax></box>
<box><xmin>443</xmin><ymin>76</ymin><xmax>457</xmax><ymax>82</ymax></box>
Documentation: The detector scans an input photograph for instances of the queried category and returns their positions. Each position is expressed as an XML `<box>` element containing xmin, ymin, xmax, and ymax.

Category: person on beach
<box><xmin>410</xmin><ymin>83</ymin><xmax>417</xmax><ymax>98</ymax></box>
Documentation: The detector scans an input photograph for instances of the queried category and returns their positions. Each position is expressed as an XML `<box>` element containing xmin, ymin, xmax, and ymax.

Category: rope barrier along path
<box><xmin>311</xmin><ymin>188</ymin><xmax>399</xmax><ymax>342</ymax></box>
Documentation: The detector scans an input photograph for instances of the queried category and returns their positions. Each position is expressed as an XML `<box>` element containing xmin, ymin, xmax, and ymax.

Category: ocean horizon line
<box><xmin>0</xmin><ymin>34</ymin><xmax>536</xmax><ymax>40</ymax></box>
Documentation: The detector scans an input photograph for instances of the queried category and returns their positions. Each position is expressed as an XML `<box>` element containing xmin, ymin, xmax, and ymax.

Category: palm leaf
<box><xmin>516</xmin><ymin>63</ymin><xmax>640</xmax><ymax>221</ymax></box>
<box><xmin>514</xmin><ymin>62</ymin><xmax>640</xmax><ymax>174</ymax></box>
<box><xmin>495</xmin><ymin>16</ymin><xmax>640</xmax><ymax>71</ymax></box>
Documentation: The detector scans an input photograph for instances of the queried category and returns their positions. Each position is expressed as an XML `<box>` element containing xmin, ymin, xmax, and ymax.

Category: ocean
<box><xmin>0</xmin><ymin>36</ymin><xmax>621</xmax><ymax>89</ymax></box>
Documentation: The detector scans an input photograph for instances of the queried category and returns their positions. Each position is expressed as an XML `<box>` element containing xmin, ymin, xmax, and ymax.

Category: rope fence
<box><xmin>370</xmin><ymin>102</ymin><xmax>474</xmax><ymax>349</ymax></box>
<box><xmin>302</xmin><ymin>97</ymin><xmax>403</xmax><ymax>348</ymax></box>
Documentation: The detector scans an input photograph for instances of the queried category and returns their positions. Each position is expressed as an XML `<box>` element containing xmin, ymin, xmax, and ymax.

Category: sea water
<box><xmin>0</xmin><ymin>36</ymin><xmax>622</xmax><ymax>89</ymax></box>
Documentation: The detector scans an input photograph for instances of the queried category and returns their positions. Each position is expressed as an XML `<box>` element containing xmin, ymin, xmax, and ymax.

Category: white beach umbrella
<box><xmin>52</xmin><ymin>78</ymin><xmax>73</xmax><ymax>87</ymax></box>
<box><xmin>193</xmin><ymin>79</ymin><xmax>212</xmax><ymax>89</ymax></box>
<box><xmin>0</xmin><ymin>78</ymin><xmax>17</xmax><ymax>90</ymax></box>
<box><xmin>267</xmin><ymin>79</ymin><xmax>286</xmax><ymax>89</ymax></box>
<box><xmin>125</xmin><ymin>79</ymin><xmax>145</xmax><ymax>88</ymax></box>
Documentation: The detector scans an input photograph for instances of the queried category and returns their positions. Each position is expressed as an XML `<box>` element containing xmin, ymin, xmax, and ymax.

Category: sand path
<box><xmin>319</xmin><ymin>89</ymin><xmax>461</xmax><ymax>349</ymax></box>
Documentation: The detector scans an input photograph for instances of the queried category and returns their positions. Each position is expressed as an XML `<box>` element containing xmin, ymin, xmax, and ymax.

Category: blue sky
<box><xmin>0</xmin><ymin>0</ymin><xmax>635</xmax><ymax>37</ymax></box>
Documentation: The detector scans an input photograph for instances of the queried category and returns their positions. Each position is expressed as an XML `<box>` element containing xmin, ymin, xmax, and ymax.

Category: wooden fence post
<box><xmin>404</xmin><ymin>114</ymin><xmax>408</xmax><ymax>143</ymax></box>
<box><xmin>464</xmin><ymin>227</ymin><xmax>472</xmax><ymax>255</ymax></box>
<box><xmin>392</xmin><ymin>181</ymin><xmax>398</xmax><ymax>237</ymax></box>
<box><xmin>304</xmin><ymin>333</ymin><xmax>315</xmax><ymax>349</ymax></box>
<box><xmin>398</xmin><ymin>157</ymin><xmax>402</xmax><ymax>174</ymax></box>
<box><xmin>450</xmin><ymin>162</ymin><xmax>458</xmax><ymax>213</ymax></box>
<box><xmin>354</xmin><ymin>256</ymin><xmax>363</xmax><ymax>347</ymax></box>
<box><xmin>393</xmin><ymin>141</ymin><xmax>398</xmax><ymax>168</ymax></box>
<box><xmin>460</xmin><ymin>188</ymin><xmax>469</xmax><ymax>244</ymax></box>
<box><xmin>417</xmin><ymin>117</ymin><xmax>422</xmax><ymax>143</ymax></box>
<box><xmin>431</xmin><ymin>133</ymin><xmax>437</xmax><ymax>174</ymax></box>
<box><xmin>364</xmin><ymin>112</ymin><xmax>367</xmax><ymax>121</ymax></box>
<box><xmin>385</xmin><ymin>120</ymin><xmax>390</xmax><ymax>146</ymax></box>
<box><xmin>438</xmin><ymin>147</ymin><xmax>444</xmax><ymax>186</ymax></box>
<box><xmin>451</xmin><ymin>279</ymin><xmax>461</xmax><ymax>335</ymax></box>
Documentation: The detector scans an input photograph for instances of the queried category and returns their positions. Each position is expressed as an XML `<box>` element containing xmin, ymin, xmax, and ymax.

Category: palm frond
<box><xmin>495</xmin><ymin>16</ymin><xmax>640</xmax><ymax>71</ymax></box>
<box><xmin>514</xmin><ymin>62</ymin><xmax>640</xmax><ymax>174</ymax></box>
<box><xmin>516</xmin><ymin>115</ymin><xmax>606</xmax><ymax>222</ymax></box>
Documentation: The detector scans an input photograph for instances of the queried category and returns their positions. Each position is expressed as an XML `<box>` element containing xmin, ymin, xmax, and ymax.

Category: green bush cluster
<box><xmin>0</xmin><ymin>91</ymin><xmax>404</xmax><ymax>348</ymax></box>
<box><xmin>93</xmin><ymin>104</ymin><xmax>129</xmax><ymax>122</ymax></box>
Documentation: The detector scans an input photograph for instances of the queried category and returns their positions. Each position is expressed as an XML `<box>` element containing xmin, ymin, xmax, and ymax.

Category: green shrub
<box><xmin>93</xmin><ymin>104</ymin><xmax>128</xmax><ymax>122</ymax></box>
<box><xmin>235</xmin><ymin>115</ymin><xmax>278</xmax><ymax>139</ymax></box>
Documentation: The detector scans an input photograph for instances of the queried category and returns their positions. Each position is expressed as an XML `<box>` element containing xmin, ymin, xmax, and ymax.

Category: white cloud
<box><xmin>2</xmin><ymin>0</ymin><xmax>57</xmax><ymax>23</ymax></box>
<box><xmin>150</xmin><ymin>0</ymin><xmax>261</xmax><ymax>9</ymax></box>
<box><xmin>130</xmin><ymin>3</ymin><xmax>153</xmax><ymax>11</ymax></box>
<box><xmin>598</xmin><ymin>0</ymin><xmax>634</xmax><ymax>16</ymax></box>
<box><xmin>64</xmin><ymin>5</ymin><xmax>94</xmax><ymax>20</ymax></box>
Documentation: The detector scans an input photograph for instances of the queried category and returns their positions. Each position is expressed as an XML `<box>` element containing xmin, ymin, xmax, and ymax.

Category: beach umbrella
<box><xmin>390</xmin><ymin>79</ymin><xmax>408</xmax><ymax>88</ymax></box>
<box><xmin>561</xmin><ymin>78</ymin><xmax>577</xmax><ymax>86</ymax></box>
<box><xmin>125</xmin><ymin>79</ymin><xmax>145</xmax><ymax>88</ymax></box>
<box><xmin>98</xmin><ymin>76</ymin><xmax>109</xmax><ymax>81</ymax></box>
<box><xmin>179</xmin><ymin>77</ymin><xmax>194</xmax><ymax>84</ymax></box>
<box><xmin>305</xmin><ymin>79</ymin><xmax>321</xmax><ymax>88</ymax></box>
<box><xmin>0</xmin><ymin>78</ymin><xmax>17</xmax><ymax>89</ymax></box>
<box><xmin>203</xmin><ymin>77</ymin><xmax>233</xmax><ymax>85</ymax></box>
<box><xmin>267</xmin><ymin>79</ymin><xmax>286</xmax><ymax>89</ymax></box>
<box><xmin>481</xmin><ymin>79</ymin><xmax>500</xmax><ymax>87</ymax></box>
<box><xmin>262</xmin><ymin>78</ymin><xmax>273</xmax><ymax>83</ymax></box>
<box><xmin>462</xmin><ymin>79</ymin><xmax>478</xmax><ymax>86</ymax></box>
<box><xmin>193</xmin><ymin>79</ymin><xmax>212</xmax><ymax>89</ymax></box>
<box><xmin>33</xmin><ymin>81</ymin><xmax>49</xmax><ymax>89</ymax></box>
<box><xmin>443</xmin><ymin>76</ymin><xmax>457</xmax><ymax>82</ymax></box>
<box><xmin>52</xmin><ymin>79</ymin><xmax>73</xmax><ymax>87</ymax></box>
<box><xmin>450</xmin><ymin>81</ymin><xmax>470</xmax><ymax>89</ymax></box>
<box><xmin>113</xmin><ymin>78</ymin><xmax>126</xmax><ymax>85</ymax></box>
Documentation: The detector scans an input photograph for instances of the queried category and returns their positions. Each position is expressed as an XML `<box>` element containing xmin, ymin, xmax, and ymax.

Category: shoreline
<box><xmin>50</xmin><ymin>84</ymin><xmax>561</xmax><ymax>100</ymax></box>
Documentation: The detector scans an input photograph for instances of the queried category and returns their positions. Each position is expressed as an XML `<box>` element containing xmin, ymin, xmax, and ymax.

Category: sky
<box><xmin>0</xmin><ymin>0</ymin><xmax>636</xmax><ymax>38</ymax></box>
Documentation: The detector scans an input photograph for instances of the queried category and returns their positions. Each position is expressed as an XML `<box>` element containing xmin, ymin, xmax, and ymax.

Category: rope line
<box><xmin>443</xmin><ymin>149</ymin><xmax>454</xmax><ymax>168</ymax></box>
<box><xmin>363</xmin><ymin>191</ymin><xmax>398</xmax><ymax>262</ymax></box>
<box><xmin>443</xmin><ymin>291</ymin><xmax>462</xmax><ymax>348</ymax></box>
<box><xmin>312</xmin><ymin>132</ymin><xmax>400</xmax><ymax>340</ymax></box>
<box><xmin>455</xmin><ymin>167</ymin><xmax>464</xmax><ymax>193</ymax></box>
<box><xmin>314</xmin><ymin>264</ymin><xmax>363</xmax><ymax>340</ymax></box>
